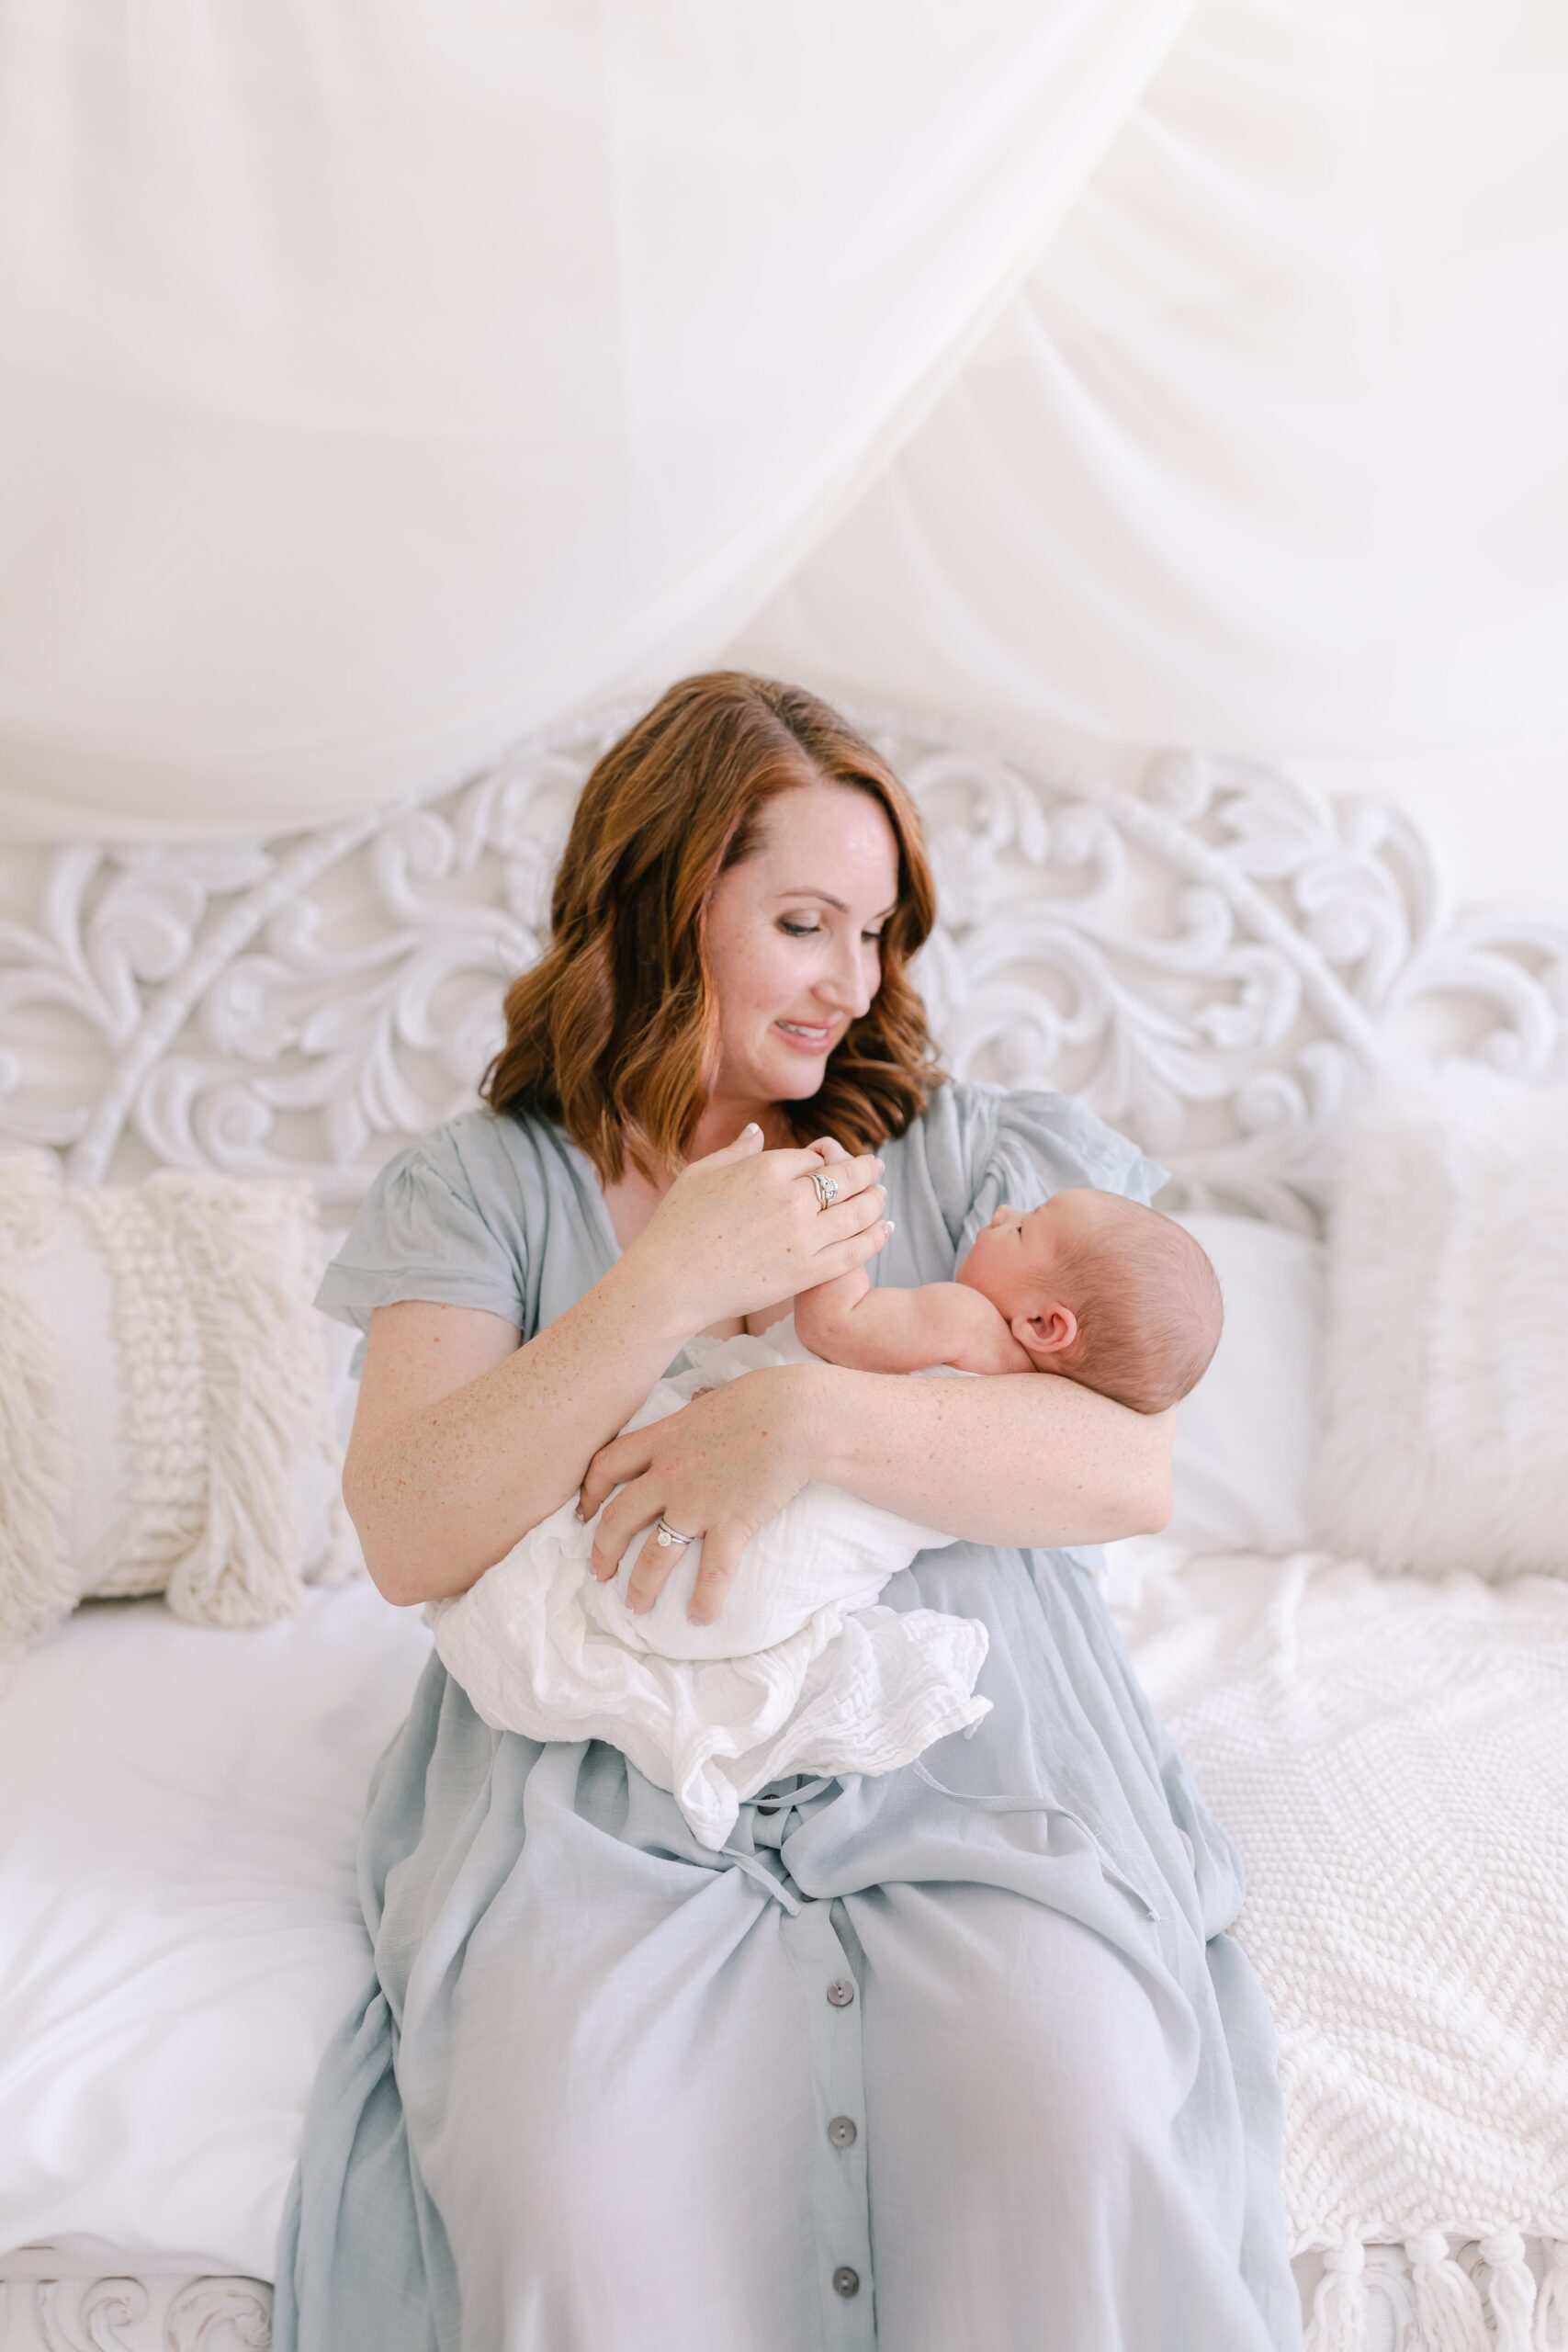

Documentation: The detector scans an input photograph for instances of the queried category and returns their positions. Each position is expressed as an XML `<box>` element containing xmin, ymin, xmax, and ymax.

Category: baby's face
<box><xmin>955</xmin><ymin>1189</ymin><xmax>1105</xmax><ymax>1325</ymax></box>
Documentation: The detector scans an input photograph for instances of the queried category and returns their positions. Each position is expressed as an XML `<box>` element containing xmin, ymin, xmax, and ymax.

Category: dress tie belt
<box><xmin>719</xmin><ymin>1764</ymin><xmax>1160</xmax><ymax>1925</ymax></box>
<box><xmin>909</xmin><ymin>1759</ymin><xmax>1160</xmax><ymax>1920</ymax></box>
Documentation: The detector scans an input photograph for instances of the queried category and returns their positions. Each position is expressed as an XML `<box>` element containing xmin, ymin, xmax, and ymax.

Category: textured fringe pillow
<box><xmin>0</xmin><ymin>1150</ymin><xmax>359</xmax><ymax>1652</ymax></box>
<box><xmin>1312</xmin><ymin>1063</ymin><xmax>1568</xmax><ymax>1579</ymax></box>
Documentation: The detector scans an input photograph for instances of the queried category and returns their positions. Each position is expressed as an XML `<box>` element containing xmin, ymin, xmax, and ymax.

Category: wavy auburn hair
<box><xmin>479</xmin><ymin>672</ymin><xmax>948</xmax><ymax>1182</ymax></box>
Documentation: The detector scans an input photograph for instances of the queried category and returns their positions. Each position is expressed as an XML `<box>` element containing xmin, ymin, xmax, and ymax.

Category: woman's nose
<box><xmin>818</xmin><ymin>939</ymin><xmax>874</xmax><ymax>1019</ymax></box>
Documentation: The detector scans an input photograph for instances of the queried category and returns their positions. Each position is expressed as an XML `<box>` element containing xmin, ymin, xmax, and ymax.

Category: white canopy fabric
<box><xmin>728</xmin><ymin>0</ymin><xmax>1568</xmax><ymax>879</ymax></box>
<box><xmin>2</xmin><ymin>0</ymin><xmax>1564</xmax><ymax>853</ymax></box>
<box><xmin>0</xmin><ymin>0</ymin><xmax>1190</xmax><ymax>841</ymax></box>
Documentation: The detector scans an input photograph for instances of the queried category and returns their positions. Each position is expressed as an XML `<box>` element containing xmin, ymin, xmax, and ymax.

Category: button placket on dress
<box><xmin>744</xmin><ymin>1779</ymin><xmax>876</xmax><ymax>2346</ymax></box>
<box><xmin>723</xmin><ymin>1754</ymin><xmax>1165</xmax><ymax>2347</ymax></box>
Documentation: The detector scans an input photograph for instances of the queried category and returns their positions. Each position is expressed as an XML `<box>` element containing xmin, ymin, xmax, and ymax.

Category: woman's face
<box><xmin>704</xmin><ymin>778</ymin><xmax>901</xmax><ymax>1108</ymax></box>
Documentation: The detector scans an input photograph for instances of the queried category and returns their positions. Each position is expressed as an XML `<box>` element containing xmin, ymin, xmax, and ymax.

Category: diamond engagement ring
<box><xmin>810</xmin><ymin>1170</ymin><xmax>839</xmax><ymax>1211</ymax></box>
<box><xmin>655</xmin><ymin>1518</ymin><xmax>696</xmax><ymax>1548</ymax></box>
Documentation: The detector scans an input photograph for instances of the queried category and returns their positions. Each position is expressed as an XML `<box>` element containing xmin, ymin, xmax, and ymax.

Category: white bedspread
<box><xmin>0</xmin><ymin>1576</ymin><xmax>431</xmax><ymax>2280</ymax></box>
<box><xmin>1106</xmin><ymin>1546</ymin><xmax>1568</xmax><ymax>2310</ymax></box>
<box><xmin>5</xmin><ymin>1540</ymin><xmax>1567</xmax><ymax>2333</ymax></box>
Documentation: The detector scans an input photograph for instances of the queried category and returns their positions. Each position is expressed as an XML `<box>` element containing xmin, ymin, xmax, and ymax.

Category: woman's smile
<box><xmin>773</xmin><ymin>1017</ymin><xmax>836</xmax><ymax>1056</ymax></box>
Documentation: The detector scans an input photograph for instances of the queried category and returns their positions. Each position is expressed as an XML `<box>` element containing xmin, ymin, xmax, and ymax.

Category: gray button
<box><xmin>832</xmin><ymin>2266</ymin><xmax>861</xmax><ymax>2298</ymax></box>
<box><xmin>828</xmin><ymin>2115</ymin><xmax>857</xmax><ymax>2147</ymax></box>
<box><xmin>826</xmin><ymin>1977</ymin><xmax>856</xmax><ymax>2007</ymax></box>
<box><xmin>755</xmin><ymin>1801</ymin><xmax>780</xmax><ymax>1815</ymax></box>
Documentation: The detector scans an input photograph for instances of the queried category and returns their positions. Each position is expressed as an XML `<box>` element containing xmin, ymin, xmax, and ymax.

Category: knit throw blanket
<box><xmin>1111</xmin><ymin>1546</ymin><xmax>1568</xmax><ymax>2352</ymax></box>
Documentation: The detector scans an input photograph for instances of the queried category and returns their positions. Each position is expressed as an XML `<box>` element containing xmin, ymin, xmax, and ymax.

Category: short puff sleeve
<box><xmin>927</xmin><ymin>1079</ymin><xmax>1170</xmax><ymax>1264</ymax></box>
<box><xmin>314</xmin><ymin>1119</ymin><xmax>526</xmax><ymax>1378</ymax></box>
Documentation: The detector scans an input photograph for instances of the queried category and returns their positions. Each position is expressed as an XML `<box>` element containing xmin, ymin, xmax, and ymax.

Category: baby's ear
<box><xmin>1010</xmin><ymin>1302</ymin><xmax>1077</xmax><ymax>1363</ymax></box>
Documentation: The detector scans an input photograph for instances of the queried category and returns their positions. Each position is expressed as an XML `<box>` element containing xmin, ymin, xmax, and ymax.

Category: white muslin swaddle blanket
<box><xmin>425</xmin><ymin>1315</ymin><xmax>992</xmax><ymax>1849</ymax></box>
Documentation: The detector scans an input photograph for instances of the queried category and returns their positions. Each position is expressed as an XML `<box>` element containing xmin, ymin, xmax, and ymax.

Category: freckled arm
<box><xmin>786</xmin><ymin>1356</ymin><xmax>1176</xmax><ymax>1548</ymax></box>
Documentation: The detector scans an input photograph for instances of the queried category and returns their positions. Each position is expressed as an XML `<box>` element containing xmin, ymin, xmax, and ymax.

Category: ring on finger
<box><xmin>810</xmin><ymin>1170</ymin><xmax>839</xmax><ymax>1211</ymax></box>
<box><xmin>655</xmin><ymin>1517</ymin><xmax>696</xmax><ymax>1548</ymax></box>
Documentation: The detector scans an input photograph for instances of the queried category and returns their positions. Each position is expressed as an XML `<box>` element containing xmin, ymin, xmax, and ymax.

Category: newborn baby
<box><xmin>428</xmin><ymin>1185</ymin><xmax>1221</xmax><ymax>1852</ymax></box>
<box><xmin>795</xmin><ymin>1183</ymin><xmax>1223</xmax><ymax>1411</ymax></box>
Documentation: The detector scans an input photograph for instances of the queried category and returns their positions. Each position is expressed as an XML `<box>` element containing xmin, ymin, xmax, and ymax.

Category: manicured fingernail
<box><xmin>740</xmin><ymin>1121</ymin><xmax>760</xmax><ymax>1137</ymax></box>
<box><xmin>885</xmin><ymin>1218</ymin><xmax>896</xmax><ymax>1235</ymax></box>
<box><xmin>687</xmin><ymin>1610</ymin><xmax>706</xmax><ymax>1626</ymax></box>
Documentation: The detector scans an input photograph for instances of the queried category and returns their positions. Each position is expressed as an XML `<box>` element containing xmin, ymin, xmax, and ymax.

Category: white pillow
<box><xmin>0</xmin><ymin>1151</ymin><xmax>360</xmax><ymax>1656</ymax></box>
<box><xmin>1312</xmin><ymin>1064</ymin><xmax>1568</xmax><ymax>1579</ymax></box>
<box><xmin>1168</xmin><ymin>1209</ymin><xmax>1323</xmax><ymax>1553</ymax></box>
<box><xmin>1097</xmin><ymin>1208</ymin><xmax>1324</xmax><ymax>1595</ymax></box>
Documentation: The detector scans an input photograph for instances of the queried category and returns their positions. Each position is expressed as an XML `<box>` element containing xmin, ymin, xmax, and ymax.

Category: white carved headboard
<box><xmin>3</xmin><ymin>696</ymin><xmax>1565</xmax><ymax>1236</ymax></box>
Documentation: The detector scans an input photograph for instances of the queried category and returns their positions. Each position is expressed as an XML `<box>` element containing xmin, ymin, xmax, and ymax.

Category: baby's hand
<box><xmin>795</xmin><ymin>1137</ymin><xmax>877</xmax><ymax>1348</ymax></box>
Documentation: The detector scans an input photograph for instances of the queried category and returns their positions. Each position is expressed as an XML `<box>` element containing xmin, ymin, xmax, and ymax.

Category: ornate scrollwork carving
<box><xmin>164</xmin><ymin>2280</ymin><xmax>272</xmax><ymax>2347</ymax></box>
<box><xmin>0</xmin><ymin>2275</ymin><xmax>272</xmax><ymax>2352</ymax></box>
<box><xmin>2</xmin><ymin>702</ymin><xmax>1563</xmax><ymax>1234</ymax></box>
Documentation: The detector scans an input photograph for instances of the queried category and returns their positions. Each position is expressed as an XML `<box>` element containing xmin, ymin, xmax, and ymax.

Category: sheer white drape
<box><xmin>726</xmin><ymin>0</ymin><xmax>1568</xmax><ymax>889</ymax></box>
<box><xmin>0</xmin><ymin>0</ymin><xmax>1190</xmax><ymax>840</ymax></box>
<box><xmin>3</xmin><ymin>1</ymin><xmax>1562</xmax><ymax>859</ymax></box>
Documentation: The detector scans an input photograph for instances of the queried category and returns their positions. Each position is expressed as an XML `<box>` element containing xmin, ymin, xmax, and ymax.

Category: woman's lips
<box><xmin>774</xmin><ymin>1020</ymin><xmax>834</xmax><ymax>1057</ymax></box>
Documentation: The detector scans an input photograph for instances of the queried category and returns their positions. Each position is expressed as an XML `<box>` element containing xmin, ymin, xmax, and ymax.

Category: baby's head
<box><xmin>956</xmin><ymin>1189</ymin><xmax>1222</xmax><ymax>1414</ymax></box>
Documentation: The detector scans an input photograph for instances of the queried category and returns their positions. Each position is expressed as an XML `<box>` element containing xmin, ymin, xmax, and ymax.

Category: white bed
<box><xmin>0</xmin><ymin>1581</ymin><xmax>431</xmax><ymax>2299</ymax></box>
<box><xmin>2</xmin><ymin>700</ymin><xmax>1564</xmax><ymax>2350</ymax></box>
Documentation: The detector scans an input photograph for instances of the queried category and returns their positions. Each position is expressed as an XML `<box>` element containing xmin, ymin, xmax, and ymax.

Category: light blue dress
<box><xmin>271</xmin><ymin>1079</ymin><xmax>1302</xmax><ymax>2352</ymax></box>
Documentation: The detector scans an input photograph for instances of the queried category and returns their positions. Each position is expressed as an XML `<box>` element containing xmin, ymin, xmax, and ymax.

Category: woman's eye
<box><xmin>778</xmin><ymin>921</ymin><xmax>885</xmax><ymax>942</ymax></box>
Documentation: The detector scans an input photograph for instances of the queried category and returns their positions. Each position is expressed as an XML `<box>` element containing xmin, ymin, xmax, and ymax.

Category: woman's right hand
<box><xmin>621</xmin><ymin>1124</ymin><xmax>891</xmax><ymax>1336</ymax></box>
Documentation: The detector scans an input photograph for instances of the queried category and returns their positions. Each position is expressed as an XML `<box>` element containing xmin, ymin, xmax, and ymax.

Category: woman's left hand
<box><xmin>577</xmin><ymin>1364</ymin><xmax>820</xmax><ymax>1626</ymax></box>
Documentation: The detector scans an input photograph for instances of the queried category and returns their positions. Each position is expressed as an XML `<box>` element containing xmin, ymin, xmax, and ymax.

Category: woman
<box><xmin>271</xmin><ymin>673</ymin><xmax>1302</xmax><ymax>2351</ymax></box>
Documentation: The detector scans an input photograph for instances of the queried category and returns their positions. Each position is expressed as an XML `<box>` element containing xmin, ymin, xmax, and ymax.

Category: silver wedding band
<box><xmin>810</xmin><ymin>1170</ymin><xmax>839</xmax><ymax>1211</ymax></box>
<box><xmin>655</xmin><ymin>1518</ymin><xmax>695</xmax><ymax>1548</ymax></box>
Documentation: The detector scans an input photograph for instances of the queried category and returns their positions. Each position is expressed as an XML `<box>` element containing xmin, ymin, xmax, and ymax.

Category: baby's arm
<box><xmin>795</xmin><ymin>1262</ymin><xmax>1035</xmax><ymax>1375</ymax></box>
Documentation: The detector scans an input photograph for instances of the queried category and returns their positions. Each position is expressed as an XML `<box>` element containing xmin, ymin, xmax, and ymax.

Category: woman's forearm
<box><xmin>348</xmin><ymin>1259</ymin><xmax>692</xmax><ymax>1608</ymax></box>
<box><xmin>801</xmin><ymin>1363</ymin><xmax>1175</xmax><ymax>1549</ymax></box>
